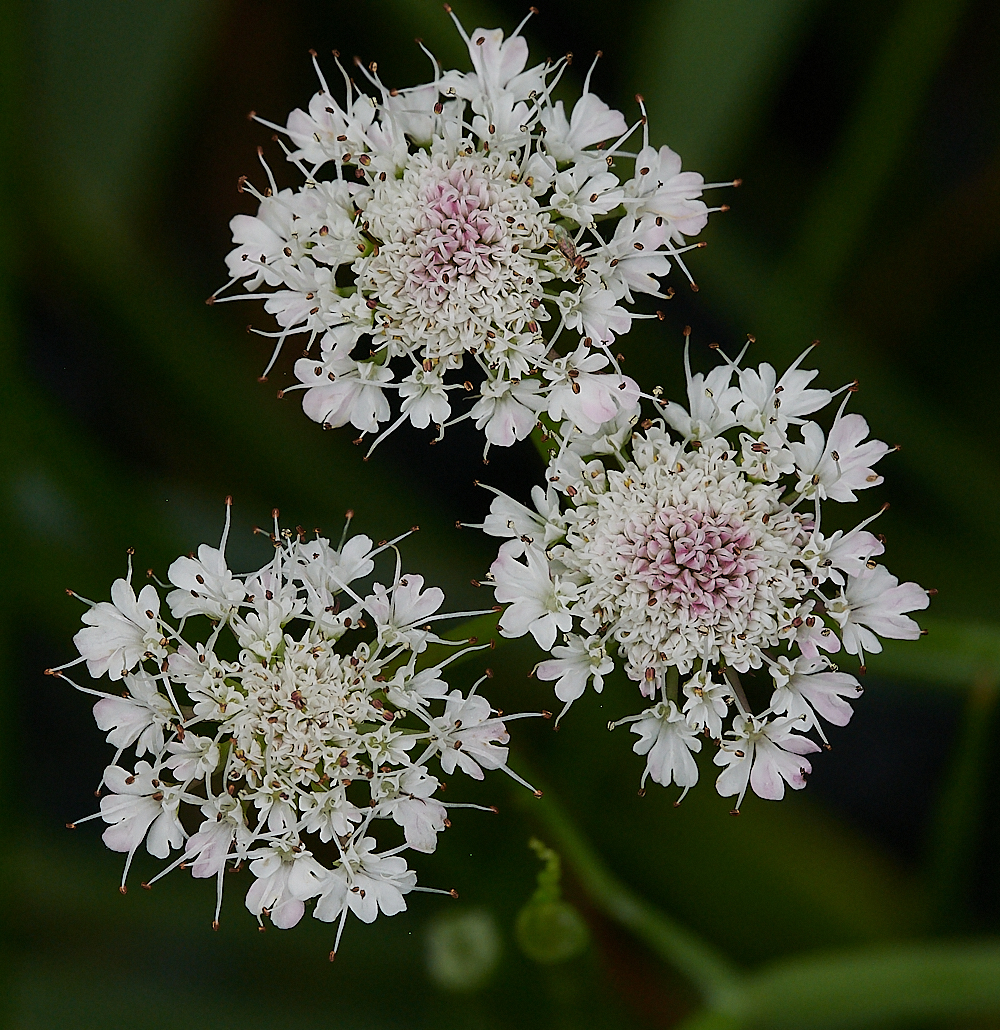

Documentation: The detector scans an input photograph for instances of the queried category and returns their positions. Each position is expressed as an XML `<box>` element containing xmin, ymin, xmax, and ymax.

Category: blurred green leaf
<box><xmin>926</xmin><ymin>675</ymin><xmax>997</xmax><ymax>930</ymax></box>
<box><xmin>783</xmin><ymin>0</ymin><xmax>969</xmax><ymax>299</ymax></box>
<box><xmin>875</xmin><ymin>618</ymin><xmax>1000</xmax><ymax>686</ymax></box>
<box><xmin>744</xmin><ymin>940</ymin><xmax>1000</xmax><ymax>1028</ymax></box>
<box><xmin>36</xmin><ymin>0</ymin><xmax>222</xmax><ymax>216</ymax></box>
<box><xmin>635</xmin><ymin>0</ymin><xmax>820</xmax><ymax>171</ymax></box>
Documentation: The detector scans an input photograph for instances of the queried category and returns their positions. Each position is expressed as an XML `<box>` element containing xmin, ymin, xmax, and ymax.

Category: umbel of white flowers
<box><xmin>51</xmin><ymin>503</ymin><xmax>545</xmax><ymax>958</ymax></box>
<box><xmin>210</xmin><ymin>6</ymin><xmax>734</xmax><ymax>457</ymax></box>
<box><xmin>478</xmin><ymin>334</ymin><xmax>930</xmax><ymax>811</ymax></box>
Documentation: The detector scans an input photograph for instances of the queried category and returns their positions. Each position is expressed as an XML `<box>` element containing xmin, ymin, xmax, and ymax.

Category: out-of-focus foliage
<box><xmin>3</xmin><ymin>0</ymin><xmax>1000</xmax><ymax>1027</ymax></box>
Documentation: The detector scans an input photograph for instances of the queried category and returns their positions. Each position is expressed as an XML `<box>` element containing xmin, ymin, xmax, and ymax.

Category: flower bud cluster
<box><xmin>212</xmin><ymin>9</ymin><xmax>732</xmax><ymax>456</ymax></box>
<box><xmin>482</xmin><ymin>338</ymin><xmax>930</xmax><ymax>810</ymax></box>
<box><xmin>59</xmin><ymin>506</ymin><xmax>540</xmax><ymax>953</ymax></box>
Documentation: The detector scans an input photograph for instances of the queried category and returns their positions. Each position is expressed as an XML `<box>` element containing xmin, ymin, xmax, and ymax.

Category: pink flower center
<box><xmin>617</xmin><ymin>506</ymin><xmax>760</xmax><ymax>618</ymax></box>
<box><xmin>402</xmin><ymin>166</ymin><xmax>507</xmax><ymax>306</ymax></box>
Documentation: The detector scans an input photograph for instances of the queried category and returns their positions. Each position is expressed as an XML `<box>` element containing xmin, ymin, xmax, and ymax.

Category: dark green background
<box><xmin>4</xmin><ymin>1</ymin><xmax>1000</xmax><ymax>1026</ymax></box>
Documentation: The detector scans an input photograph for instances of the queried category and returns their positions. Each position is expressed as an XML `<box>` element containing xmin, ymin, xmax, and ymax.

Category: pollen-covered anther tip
<box><xmin>682</xmin><ymin>325</ymin><xmax>692</xmax><ymax>337</ymax></box>
<box><xmin>637</xmin><ymin>788</ymin><xmax>646</xmax><ymax>797</ymax></box>
<box><xmin>246</xmin><ymin>109</ymin><xmax>256</xmax><ymax>120</ymax></box>
<box><xmin>729</xmin><ymin>808</ymin><xmax>741</xmax><ymax>816</ymax></box>
<box><xmin>442</xmin><ymin>3</ymin><xmax>452</xmax><ymax>11</ymax></box>
<box><xmin>449</xmin><ymin>888</ymin><xmax>460</xmax><ymax>898</ymax></box>
<box><xmin>257</xmin><ymin>375</ymin><xmax>268</xmax><ymax>383</ymax></box>
<box><xmin>205</xmin><ymin>294</ymin><xmax>216</xmax><ymax>305</ymax></box>
<box><xmin>141</xmin><ymin>882</ymin><xmax>151</xmax><ymax>891</ymax></box>
<box><xmin>732</xmin><ymin>178</ymin><xmax>743</xmax><ymax>187</ymax></box>
<box><xmin>308</xmin><ymin>47</ymin><xmax>317</xmax><ymax>56</ymax></box>
<box><xmin>329</xmin><ymin>950</ymin><xmax>337</xmax><ymax>962</ymax></box>
<box><xmin>541</xmin><ymin>709</ymin><xmax>553</xmax><ymax>720</ymax></box>
<box><xmin>212</xmin><ymin>920</ymin><xmax>220</xmax><ymax>931</ymax></box>
<box><xmin>532</xmin><ymin>789</ymin><xmax>544</xmax><ymax>799</ymax></box>
<box><xmin>489</xmin><ymin>805</ymin><xmax>499</xmax><ymax>814</ymax></box>
<box><xmin>65</xmin><ymin>822</ymin><xmax>75</xmax><ymax>830</ymax></box>
<box><xmin>119</xmin><ymin>886</ymin><xmax>128</xmax><ymax>894</ymax></box>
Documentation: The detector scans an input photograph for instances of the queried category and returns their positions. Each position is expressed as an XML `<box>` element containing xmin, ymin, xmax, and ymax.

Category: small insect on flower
<box><xmin>54</xmin><ymin>501</ymin><xmax>543</xmax><ymax>955</ymax></box>
<box><xmin>477</xmin><ymin>335</ymin><xmax>930</xmax><ymax>811</ymax></box>
<box><xmin>210</xmin><ymin>7</ymin><xmax>735</xmax><ymax>458</ymax></box>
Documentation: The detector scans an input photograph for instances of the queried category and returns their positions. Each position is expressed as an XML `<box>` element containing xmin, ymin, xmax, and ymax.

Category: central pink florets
<box><xmin>618</xmin><ymin>506</ymin><xmax>760</xmax><ymax>618</ymax></box>
<box><xmin>405</xmin><ymin>167</ymin><xmax>506</xmax><ymax>304</ymax></box>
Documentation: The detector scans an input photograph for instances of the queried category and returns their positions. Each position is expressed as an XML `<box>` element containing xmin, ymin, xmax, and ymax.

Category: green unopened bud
<box><xmin>425</xmin><ymin>908</ymin><xmax>501</xmax><ymax>992</ymax></box>
<box><xmin>514</xmin><ymin>837</ymin><xmax>589</xmax><ymax>964</ymax></box>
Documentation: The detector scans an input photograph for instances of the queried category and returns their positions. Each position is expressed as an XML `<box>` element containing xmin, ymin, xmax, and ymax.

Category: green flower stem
<box><xmin>514</xmin><ymin>776</ymin><xmax>745</xmax><ymax>1014</ymax></box>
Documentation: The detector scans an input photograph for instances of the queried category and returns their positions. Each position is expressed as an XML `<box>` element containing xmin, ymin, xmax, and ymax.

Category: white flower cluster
<box><xmin>55</xmin><ymin>504</ymin><xmax>543</xmax><ymax>955</ymax></box>
<box><xmin>212</xmin><ymin>8</ymin><xmax>731</xmax><ymax>456</ymax></box>
<box><xmin>480</xmin><ymin>336</ymin><xmax>930</xmax><ymax>810</ymax></box>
